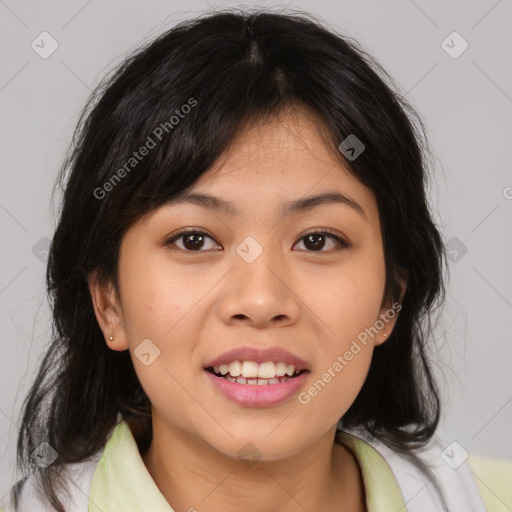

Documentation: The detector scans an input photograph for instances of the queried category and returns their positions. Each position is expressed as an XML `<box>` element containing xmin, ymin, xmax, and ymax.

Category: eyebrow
<box><xmin>167</xmin><ymin>191</ymin><xmax>368</xmax><ymax>222</ymax></box>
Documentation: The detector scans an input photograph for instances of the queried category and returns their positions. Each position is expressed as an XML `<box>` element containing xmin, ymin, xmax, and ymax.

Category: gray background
<box><xmin>1</xmin><ymin>0</ymin><xmax>511</xmax><ymax>498</ymax></box>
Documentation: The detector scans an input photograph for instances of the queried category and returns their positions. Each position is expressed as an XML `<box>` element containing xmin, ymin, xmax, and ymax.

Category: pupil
<box><xmin>304</xmin><ymin>233</ymin><xmax>325</xmax><ymax>250</ymax></box>
<box><xmin>184</xmin><ymin>232</ymin><xmax>204</xmax><ymax>250</ymax></box>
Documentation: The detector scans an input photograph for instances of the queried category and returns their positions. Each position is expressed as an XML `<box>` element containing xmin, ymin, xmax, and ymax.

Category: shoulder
<box><xmin>0</xmin><ymin>453</ymin><xmax>102</xmax><ymax>512</ymax></box>
<box><xmin>1</xmin><ymin>415</ymin><xmax>125</xmax><ymax>512</ymax></box>
<box><xmin>338</xmin><ymin>428</ymin><xmax>509</xmax><ymax>511</ymax></box>
<box><xmin>467</xmin><ymin>455</ymin><xmax>512</xmax><ymax>511</ymax></box>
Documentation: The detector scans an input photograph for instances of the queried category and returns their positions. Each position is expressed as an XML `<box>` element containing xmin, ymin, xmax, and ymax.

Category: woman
<box><xmin>3</xmin><ymin>9</ymin><xmax>510</xmax><ymax>512</ymax></box>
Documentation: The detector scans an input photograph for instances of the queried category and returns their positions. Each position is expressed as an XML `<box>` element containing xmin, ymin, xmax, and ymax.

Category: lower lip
<box><xmin>204</xmin><ymin>370</ymin><xmax>309</xmax><ymax>407</ymax></box>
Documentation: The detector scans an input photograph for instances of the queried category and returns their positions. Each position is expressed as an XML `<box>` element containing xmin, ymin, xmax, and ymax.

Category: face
<box><xmin>89</xmin><ymin>107</ymin><xmax>404</xmax><ymax>461</ymax></box>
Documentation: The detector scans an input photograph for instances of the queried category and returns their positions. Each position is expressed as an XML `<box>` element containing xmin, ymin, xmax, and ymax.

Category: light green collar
<box><xmin>335</xmin><ymin>430</ymin><xmax>406</xmax><ymax>511</ymax></box>
<box><xmin>89</xmin><ymin>421</ymin><xmax>173</xmax><ymax>512</ymax></box>
<box><xmin>89</xmin><ymin>421</ymin><xmax>406</xmax><ymax>512</ymax></box>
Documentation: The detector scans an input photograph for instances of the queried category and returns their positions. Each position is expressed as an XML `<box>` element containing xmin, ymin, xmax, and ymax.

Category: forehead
<box><xmin>180</xmin><ymin>108</ymin><xmax>377</xmax><ymax>221</ymax></box>
<box><xmin>211</xmin><ymin>106</ymin><xmax>345</xmax><ymax>172</ymax></box>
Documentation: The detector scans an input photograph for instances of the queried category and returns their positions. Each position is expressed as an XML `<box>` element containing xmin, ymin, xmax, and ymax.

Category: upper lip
<box><xmin>204</xmin><ymin>346</ymin><xmax>310</xmax><ymax>371</ymax></box>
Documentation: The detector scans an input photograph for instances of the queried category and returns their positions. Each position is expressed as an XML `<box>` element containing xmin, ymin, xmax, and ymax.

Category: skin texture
<box><xmin>89</xmin><ymin>106</ymin><xmax>406</xmax><ymax>511</ymax></box>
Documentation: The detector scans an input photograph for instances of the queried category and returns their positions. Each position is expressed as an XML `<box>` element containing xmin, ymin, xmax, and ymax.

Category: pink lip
<box><xmin>204</xmin><ymin>346</ymin><xmax>309</xmax><ymax>370</ymax></box>
<box><xmin>204</xmin><ymin>370</ymin><xmax>309</xmax><ymax>407</ymax></box>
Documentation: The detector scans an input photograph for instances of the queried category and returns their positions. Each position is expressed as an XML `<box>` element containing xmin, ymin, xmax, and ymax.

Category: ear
<box><xmin>88</xmin><ymin>270</ymin><xmax>128</xmax><ymax>351</ymax></box>
<box><xmin>374</xmin><ymin>274</ymin><xmax>407</xmax><ymax>347</ymax></box>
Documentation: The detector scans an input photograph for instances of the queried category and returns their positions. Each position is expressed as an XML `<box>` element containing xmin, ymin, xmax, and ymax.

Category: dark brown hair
<box><xmin>14</xmin><ymin>8</ymin><xmax>447</xmax><ymax>511</ymax></box>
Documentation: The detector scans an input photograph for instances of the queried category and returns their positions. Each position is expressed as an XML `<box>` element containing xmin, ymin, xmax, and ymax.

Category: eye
<box><xmin>165</xmin><ymin>229</ymin><xmax>221</xmax><ymax>252</ymax></box>
<box><xmin>165</xmin><ymin>228</ymin><xmax>350</xmax><ymax>253</ymax></box>
<box><xmin>293</xmin><ymin>229</ymin><xmax>350</xmax><ymax>252</ymax></box>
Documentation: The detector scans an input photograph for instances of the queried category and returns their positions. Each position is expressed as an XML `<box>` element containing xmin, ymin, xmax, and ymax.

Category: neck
<box><xmin>139</xmin><ymin>414</ymin><xmax>366</xmax><ymax>512</ymax></box>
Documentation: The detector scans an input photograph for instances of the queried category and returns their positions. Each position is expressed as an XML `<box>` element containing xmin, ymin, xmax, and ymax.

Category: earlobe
<box><xmin>374</xmin><ymin>329</ymin><xmax>391</xmax><ymax>347</ymax></box>
<box><xmin>375</xmin><ymin>277</ymin><xmax>407</xmax><ymax>347</ymax></box>
<box><xmin>87</xmin><ymin>270</ymin><xmax>128</xmax><ymax>351</ymax></box>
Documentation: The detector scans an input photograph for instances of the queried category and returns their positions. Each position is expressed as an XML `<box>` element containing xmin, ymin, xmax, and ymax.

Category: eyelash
<box><xmin>165</xmin><ymin>228</ymin><xmax>350</xmax><ymax>253</ymax></box>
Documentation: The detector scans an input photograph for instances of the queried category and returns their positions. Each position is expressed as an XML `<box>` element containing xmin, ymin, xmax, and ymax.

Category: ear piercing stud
<box><xmin>109</xmin><ymin>335</ymin><xmax>114</xmax><ymax>342</ymax></box>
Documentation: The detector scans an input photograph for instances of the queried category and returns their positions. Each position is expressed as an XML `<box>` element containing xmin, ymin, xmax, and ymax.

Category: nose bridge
<box><xmin>235</xmin><ymin>234</ymin><xmax>284</xmax><ymax>296</ymax></box>
<box><xmin>218</xmin><ymin>234</ymin><xmax>299</xmax><ymax>326</ymax></box>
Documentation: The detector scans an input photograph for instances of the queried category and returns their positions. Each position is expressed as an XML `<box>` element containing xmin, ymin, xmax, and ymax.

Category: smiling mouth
<box><xmin>205</xmin><ymin>366</ymin><xmax>308</xmax><ymax>385</ymax></box>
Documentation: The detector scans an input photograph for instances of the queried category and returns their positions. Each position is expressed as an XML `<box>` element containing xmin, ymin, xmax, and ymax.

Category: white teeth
<box><xmin>268</xmin><ymin>378</ymin><xmax>280</xmax><ymax>384</ymax></box>
<box><xmin>247</xmin><ymin>379</ymin><xmax>258</xmax><ymax>385</ymax></box>
<box><xmin>257</xmin><ymin>361</ymin><xmax>275</xmax><ymax>378</ymax></box>
<box><xmin>241</xmin><ymin>361</ymin><xmax>259</xmax><ymax>378</ymax></box>
<box><xmin>275</xmin><ymin>362</ymin><xmax>287</xmax><ymax>377</ymax></box>
<box><xmin>211</xmin><ymin>360</ymin><xmax>303</xmax><ymax>379</ymax></box>
<box><xmin>229</xmin><ymin>361</ymin><xmax>242</xmax><ymax>377</ymax></box>
<box><xmin>236</xmin><ymin>376</ymin><xmax>247</xmax><ymax>384</ymax></box>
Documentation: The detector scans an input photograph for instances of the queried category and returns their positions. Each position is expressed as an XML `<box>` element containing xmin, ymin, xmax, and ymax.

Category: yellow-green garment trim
<box><xmin>89</xmin><ymin>421</ymin><xmax>173</xmax><ymax>512</ymax></box>
<box><xmin>468</xmin><ymin>455</ymin><xmax>512</xmax><ymax>512</ymax></box>
<box><xmin>335</xmin><ymin>431</ymin><xmax>406</xmax><ymax>511</ymax></box>
<box><xmin>88</xmin><ymin>421</ymin><xmax>407</xmax><ymax>512</ymax></box>
<box><xmin>86</xmin><ymin>421</ymin><xmax>511</xmax><ymax>512</ymax></box>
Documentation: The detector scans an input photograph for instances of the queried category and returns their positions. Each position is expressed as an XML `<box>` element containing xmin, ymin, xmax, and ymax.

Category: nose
<box><xmin>217</xmin><ymin>245</ymin><xmax>301</xmax><ymax>329</ymax></box>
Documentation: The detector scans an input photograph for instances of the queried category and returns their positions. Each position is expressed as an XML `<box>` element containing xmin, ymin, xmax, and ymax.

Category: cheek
<box><xmin>118</xmin><ymin>252</ymin><xmax>205</xmax><ymax>342</ymax></box>
<box><xmin>297</xmin><ymin>342</ymin><xmax>374</xmax><ymax>427</ymax></box>
<box><xmin>118</xmin><ymin>253</ymin><xmax>208</xmax><ymax>396</ymax></box>
<box><xmin>304</xmin><ymin>255</ymin><xmax>386</xmax><ymax>342</ymax></box>
<box><xmin>116</xmin><ymin>264</ymin><xmax>210</xmax><ymax>427</ymax></box>
<box><xmin>293</xmin><ymin>253</ymin><xmax>384</xmax><ymax>420</ymax></box>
